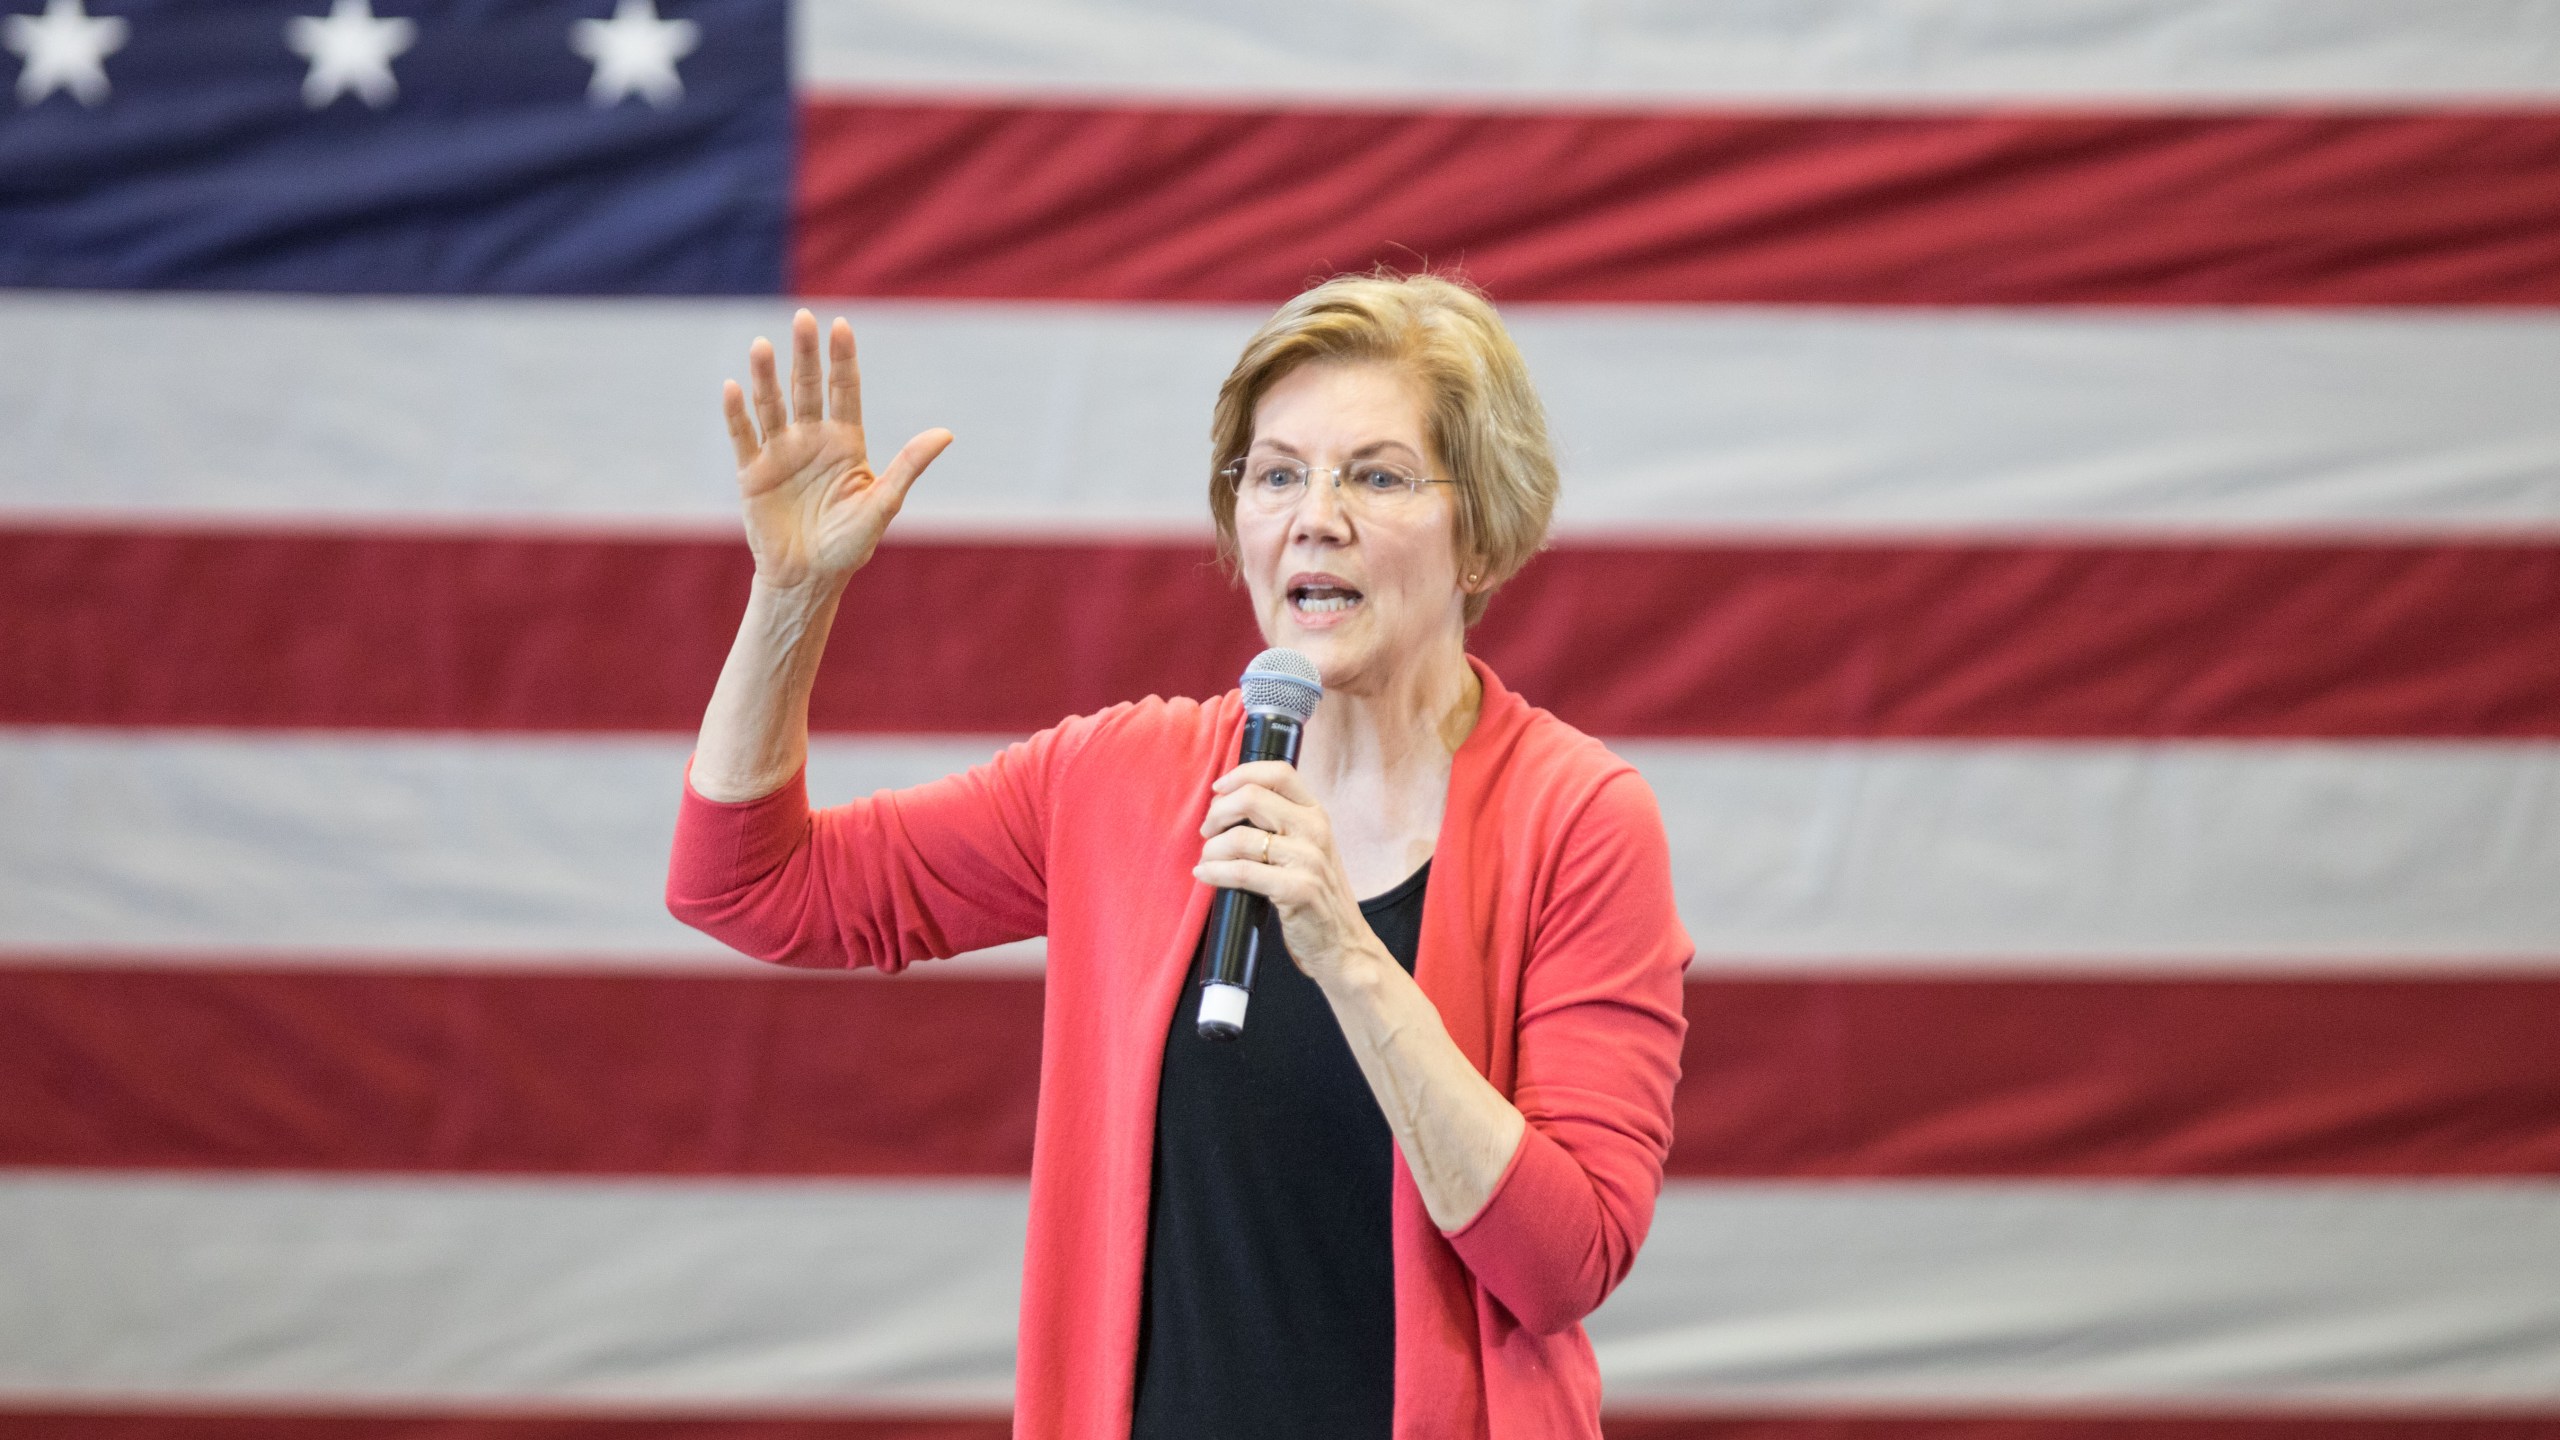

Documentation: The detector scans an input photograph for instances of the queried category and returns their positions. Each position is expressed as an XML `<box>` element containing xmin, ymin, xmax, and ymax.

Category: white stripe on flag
<box><xmin>0</xmin><ymin>731</ymin><xmax>1024</xmax><ymax>970</ymax></box>
<box><xmin>9</xmin><ymin>293</ymin><xmax>2560</xmax><ymax>535</ymax></box>
<box><xmin>0</xmin><ymin>1173</ymin><xmax>1025</xmax><ymax>1409</ymax></box>
<box><xmin>1621</xmin><ymin>739</ymin><xmax>2560</xmax><ymax>968</ymax></box>
<box><xmin>791</xmin><ymin>0</ymin><xmax>2560</xmax><ymax>106</ymax></box>
<box><xmin>7</xmin><ymin>731</ymin><xmax>2558</xmax><ymax>968</ymax></box>
<box><xmin>1589</xmin><ymin>1180</ymin><xmax>2560</xmax><ymax>1407</ymax></box>
<box><xmin>4</xmin><ymin>1174</ymin><xmax>2555</xmax><ymax>1407</ymax></box>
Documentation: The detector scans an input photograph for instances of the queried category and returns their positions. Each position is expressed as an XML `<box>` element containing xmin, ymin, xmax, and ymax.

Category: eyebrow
<box><xmin>1253</xmin><ymin>439</ymin><xmax>1425</xmax><ymax>461</ymax></box>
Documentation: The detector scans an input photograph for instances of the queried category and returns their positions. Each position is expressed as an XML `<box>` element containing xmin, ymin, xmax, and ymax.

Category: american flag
<box><xmin>4</xmin><ymin>1</ymin><xmax>2560</xmax><ymax>1436</ymax></box>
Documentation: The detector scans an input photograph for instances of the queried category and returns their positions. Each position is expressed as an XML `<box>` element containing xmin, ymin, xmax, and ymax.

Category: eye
<box><xmin>1352</xmin><ymin>463</ymin><xmax>1412</xmax><ymax>493</ymax></box>
<box><xmin>1249</xmin><ymin>459</ymin><xmax>1306</xmax><ymax>491</ymax></box>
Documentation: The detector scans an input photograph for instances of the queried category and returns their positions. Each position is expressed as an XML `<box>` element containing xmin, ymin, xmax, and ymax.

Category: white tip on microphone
<box><xmin>1197</xmin><ymin>982</ymin><xmax>1251</xmax><ymax>1039</ymax></box>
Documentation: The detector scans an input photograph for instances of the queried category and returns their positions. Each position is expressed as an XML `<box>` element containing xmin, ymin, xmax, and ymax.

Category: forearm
<box><xmin>688</xmin><ymin>575</ymin><xmax>847</xmax><ymax>802</ymax></box>
<box><xmin>1318</xmin><ymin>947</ymin><xmax>1528</xmax><ymax>1232</ymax></box>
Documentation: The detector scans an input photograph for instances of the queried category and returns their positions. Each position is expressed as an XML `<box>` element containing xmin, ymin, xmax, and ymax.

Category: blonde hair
<box><xmin>1208</xmin><ymin>272</ymin><xmax>1558</xmax><ymax>626</ymax></box>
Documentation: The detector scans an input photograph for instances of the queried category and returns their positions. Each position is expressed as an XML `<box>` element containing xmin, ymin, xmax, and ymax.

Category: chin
<box><xmin>1302</xmin><ymin>636</ymin><xmax>1393</xmax><ymax>697</ymax></box>
<box><xmin>1265</xmin><ymin>616</ymin><xmax>1354</xmax><ymax>681</ymax></box>
<box><xmin>1273</xmin><ymin>622</ymin><xmax>1340</xmax><ymax>663</ymax></box>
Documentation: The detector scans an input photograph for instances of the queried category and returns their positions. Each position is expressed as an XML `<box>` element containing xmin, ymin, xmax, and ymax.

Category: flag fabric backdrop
<box><xmin>5</xmin><ymin>1</ymin><xmax>2560</xmax><ymax>1436</ymax></box>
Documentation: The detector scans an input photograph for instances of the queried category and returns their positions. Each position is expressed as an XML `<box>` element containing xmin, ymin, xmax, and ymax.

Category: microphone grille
<box><xmin>1239</xmin><ymin>647</ymin><xmax>1322</xmax><ymax>721</ymax></box>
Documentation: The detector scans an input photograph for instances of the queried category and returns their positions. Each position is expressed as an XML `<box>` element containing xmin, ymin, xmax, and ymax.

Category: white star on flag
<box><xmin>4</xmin><ymin>0</ymin><xmax>128</xmax><ymax>107</ymax></box>
<box><xmin>568</xmin><ymin>0</ymin><xmax>698</xmax><ymax>109</ymax></box>
<box><xmin>284</xmin><ymin>0</ymin><xmax>416</xmax><ymax>110</ymax></box>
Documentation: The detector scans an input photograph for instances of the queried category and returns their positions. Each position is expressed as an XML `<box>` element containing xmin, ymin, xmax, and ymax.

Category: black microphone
<box><xmin>1196</xmin><ymin>647</ymin><xmax>1323</xmax><ymax>1041</ymax></box>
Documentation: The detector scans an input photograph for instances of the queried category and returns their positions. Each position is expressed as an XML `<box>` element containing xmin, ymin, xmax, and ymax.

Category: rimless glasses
<box><xmin>1221</xmin><ymin>455</ymin><xmax>1456</xmax><ymax>515</ymax></box>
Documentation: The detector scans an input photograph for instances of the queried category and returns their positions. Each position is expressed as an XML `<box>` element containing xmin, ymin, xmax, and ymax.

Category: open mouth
<box><xmin>1288</xmin><ymin>581</ymin><xmax>1365</xmax><ymax>616</ymax></box>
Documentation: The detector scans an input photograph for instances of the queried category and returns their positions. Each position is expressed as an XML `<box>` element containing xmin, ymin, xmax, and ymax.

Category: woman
<box><xmin>668</xmin><ymin>274</ymin><xmax>1691</xmax><ymax>1439</ymax></box>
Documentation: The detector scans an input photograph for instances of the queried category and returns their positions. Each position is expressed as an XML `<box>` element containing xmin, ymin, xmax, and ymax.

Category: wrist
<box><xmin>744</xmin><ymin>572</ymin><xmax>848</xmax><ymax>649</ymax></box>
<box><xmin>748</xmin><ymin>568</ymin><xmax>848</xmax><ymax>614</ymax></box>
<box><xmin>1315</xmin><ymin>936</ymin><xmax>1403</xmax><ymax>1003</ymax></box>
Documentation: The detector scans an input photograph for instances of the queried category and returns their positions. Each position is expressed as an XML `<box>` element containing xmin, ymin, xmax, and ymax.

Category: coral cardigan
<box><xmin>667</xmin><ymin>658</ymin><xmax>1692</xmax><ymax>1440</ymax></box>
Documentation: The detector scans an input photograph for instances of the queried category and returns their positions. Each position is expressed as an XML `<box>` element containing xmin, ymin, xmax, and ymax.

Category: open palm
<box><xmin>723</xmin><ymin>309</ymin><xmax>953</xmax><ymax>590</ymax></box>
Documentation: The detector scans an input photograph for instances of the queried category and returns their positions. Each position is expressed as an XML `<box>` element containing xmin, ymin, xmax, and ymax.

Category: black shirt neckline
<box><xmin>1358</xmin><ymin>858</ymin><xmax>1432</xmax><ymax>913</ymax></box>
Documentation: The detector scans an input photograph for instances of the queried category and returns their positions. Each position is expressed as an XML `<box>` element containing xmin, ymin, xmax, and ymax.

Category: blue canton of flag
<box><xmin>0</xmin><ymin>0</ymin><xmax>788</xmax><ymax>293</ymax></box>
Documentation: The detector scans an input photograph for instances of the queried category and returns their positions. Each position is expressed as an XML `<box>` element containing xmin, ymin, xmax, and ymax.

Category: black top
<box><xmin>1130</xmin><ymin>861</ymin><xmax>1431</xmax><ymax>1440</ymax></box>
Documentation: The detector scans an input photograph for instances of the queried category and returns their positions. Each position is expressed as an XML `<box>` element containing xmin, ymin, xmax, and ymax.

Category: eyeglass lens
<box><xmin>1230</xmin><ymin>460</ymin><xmax>1434</xmax><ymax>510</ymax></box>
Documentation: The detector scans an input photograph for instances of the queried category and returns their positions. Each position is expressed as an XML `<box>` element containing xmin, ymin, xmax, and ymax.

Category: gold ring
<box><xmin>1260</xmin><ymin>831</ymin><xmax>1274</xmax><ymax>864</ymax></box>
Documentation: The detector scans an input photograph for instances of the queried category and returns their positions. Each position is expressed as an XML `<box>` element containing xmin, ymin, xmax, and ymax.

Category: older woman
<box><xmin>668</xmin><ymin>274</ymin><xmax>1690</xmax><ymax>1440</ymax></box>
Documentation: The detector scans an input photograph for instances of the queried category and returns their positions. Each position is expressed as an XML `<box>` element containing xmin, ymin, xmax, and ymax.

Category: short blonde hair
<box><xmin>1209</xmin><ymin>272</ymin><xmax>1558</xmax><ymax>626</ymax></box>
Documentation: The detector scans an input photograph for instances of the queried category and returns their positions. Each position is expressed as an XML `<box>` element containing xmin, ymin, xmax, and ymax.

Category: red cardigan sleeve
<box><xmin>665</xmin><ymin>727</ymin><xmax>1068</xmax><ymax>971</ymax></box>
<box><xmin>1443</xmin><ymin>767</ymin><xmax>1692</xmax><ymax>1334</ymax></box>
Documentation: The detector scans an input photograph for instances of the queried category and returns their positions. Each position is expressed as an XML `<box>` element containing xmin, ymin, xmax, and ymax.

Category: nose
<box><xmin>1290</xmin><ymin>468</ymin><xmax>1353</xmax><ymax>538</ymax></box>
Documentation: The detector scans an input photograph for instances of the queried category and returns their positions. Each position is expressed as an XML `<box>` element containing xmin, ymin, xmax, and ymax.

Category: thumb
<box><xmin>877</xmin><ymin>428</ymin><xmax>955</xmax><ymax>513</ymax></box>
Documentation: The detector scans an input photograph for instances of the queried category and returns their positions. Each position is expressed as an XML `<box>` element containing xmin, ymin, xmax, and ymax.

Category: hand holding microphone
<box><xmin>1194</xmin><ymin>647</ymin><xmax>1322</xmax><ymax>1040</ymax></box>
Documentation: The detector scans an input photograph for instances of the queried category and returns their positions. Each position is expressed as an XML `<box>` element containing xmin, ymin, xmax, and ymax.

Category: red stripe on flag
<box><xmin>1674</xmin><ymin>976</ymin><xmax>2560</xmax><ymax>1179</ymax></box>
<box><xmin>6</xmin><ymin>967</ymin><xmax>2554</xmax><ymax>1178</ymax></box>
<box><xmin>7</xmin><ymin>528</ymin><xmax>2558</xmax><ymax>738</ymax></box>
<box><xmin>0</xmin><ymin>968</ymin><xmax>1043</xmax><ymax>1178</ymax></box>
<box><xmin>793</xmin><ymin>102</ymin><xmax>2560</xmax><ymax>306</ymax></box>
<box><xmin>0</xmin><ymin>529</ymin><xmax>1243</xmax><ymax>737</ymax></box>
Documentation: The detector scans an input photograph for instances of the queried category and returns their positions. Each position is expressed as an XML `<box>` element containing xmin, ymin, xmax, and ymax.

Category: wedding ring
<box><xmin>1260</xmin><ymin>831</ymin><xmax>1274</xmax><ymax>864</ymax></box>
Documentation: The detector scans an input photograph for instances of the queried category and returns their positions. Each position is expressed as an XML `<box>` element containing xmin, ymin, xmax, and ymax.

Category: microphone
<box><xmin>1196</xmin><ymin>647</ymin><xmax>1323</xmax><ymax>1041</ymax></box>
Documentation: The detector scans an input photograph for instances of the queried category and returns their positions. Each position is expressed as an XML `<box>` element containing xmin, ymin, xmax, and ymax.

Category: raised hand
<box><xmin>723</xmin><ymin>309</ymin><xmax>953</xmax><ymax>590</ymax></box>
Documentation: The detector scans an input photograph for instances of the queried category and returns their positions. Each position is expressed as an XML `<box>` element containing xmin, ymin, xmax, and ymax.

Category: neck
<box><xmin>1295</xmin><ymin>628</ymin><xmax>1481</xmax><ymax>797</ymax></box>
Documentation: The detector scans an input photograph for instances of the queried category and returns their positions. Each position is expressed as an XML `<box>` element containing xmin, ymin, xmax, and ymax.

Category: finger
<box><xmin>721</xmin><ymin>380</ymin><xmax>758</xmax><ymax>468</ymax></box>
<box><xmin>747</xmin><ymin>336</ymin><xmax>786</xmax><ymax>439</ymax></box>
<box><xmin>1192</xmin><ymin>857</ymin><xmax>1284</xmax><ymax>898</ymax></box>
<box><xmin>875</xmin><ymin>428</ymin><xmax>955</xmax><ymax>514</ymax></box>
<box><xmin>789</xmin><ymin>309</ymin><xmax>823</xmax><ymax>424</ymax></box>
<box><xmin>828</xmin><ymin>318</ymin><xmax>861</xmax><ymax>427</ymax></box>
<box><xmin>1199</xmin><ymin>785</ymin><xmax>1298</xmax><ymax>839</ymax></box>
<box><xmin>1198</xmin><ymin>824</ymin><xmax>1281</xmax><ymax>867</ymax></box>
<box><xmin>1198</xmin><ymin>791</ymin><xmax>1255</xmax><ymax>836</ymax></box>
<box><xmin>1215</xmin><ymin>760</ymin><xmax>1312</xmax><ymax>805</ymax></box>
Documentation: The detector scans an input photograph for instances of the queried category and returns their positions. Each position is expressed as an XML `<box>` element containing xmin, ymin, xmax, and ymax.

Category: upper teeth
<box><xmin>1295</xmin><ymin>587</ymin><xmax>1359</xmax><ymax>612</ymax></box>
